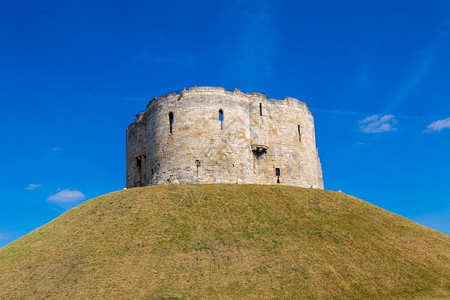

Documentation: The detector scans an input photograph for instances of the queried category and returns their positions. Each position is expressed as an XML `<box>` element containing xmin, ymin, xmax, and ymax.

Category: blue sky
<box><xmin>1</xmin><ymin>0</ymin><xmax>449</xmax><ymax>247</ymax></box>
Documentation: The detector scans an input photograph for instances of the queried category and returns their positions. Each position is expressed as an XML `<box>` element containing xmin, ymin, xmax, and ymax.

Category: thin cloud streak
<box><xmin>386</xmin><ymin>23</ymin><xmax>449</xmax><ymax>112</ymax></box>
<box><xmin>0</xmin><ymin>233</ymin><xmax>7</xmax><ymax>240</ymax></box>
<box><xmin>25</xmin><ymin>184</ymin><xmax>41</xmax><ymax>191</ymax></box>
<box><xmin>387</xmin><ymin>52</ymin><xmax>434</xmax><ymax>112</ymax></box>
<box><xmin>311</xmin><ymin>108</ymin><xmax>363</xmax><ymax>116</ymax></box>
<box><xmin>424</xmin><ymin>117</ymin><xmax>450</xmax><ymax>132</ymax></box>
<box><xmin>140</xmin><ymin>49</ymin><xmax>197</xmax><ymax>70</ymax></box>
<box><xmin>311</xmin><ymin>107</ymin><xmax>437</xmax><ymax>120</ymax></box>
<box><xmin>228</xmin><ymin>0</ymin><xmax>277</xmax><ymax>87</ymax></box>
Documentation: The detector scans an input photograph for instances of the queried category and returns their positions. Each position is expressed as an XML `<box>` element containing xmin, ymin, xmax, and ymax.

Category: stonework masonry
<box><xmin>126</xmin><ymin>86</ymin><xmax>324</xmax><ymax>189</ymax></box>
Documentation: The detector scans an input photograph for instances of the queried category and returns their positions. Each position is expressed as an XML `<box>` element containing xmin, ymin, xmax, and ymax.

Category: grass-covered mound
<box><xmin>0</xmin><ymin>185</ymin><xmax>449</xmax><ymax>299</ymax></box>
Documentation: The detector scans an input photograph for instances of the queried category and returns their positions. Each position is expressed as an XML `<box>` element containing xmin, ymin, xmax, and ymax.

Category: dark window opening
<box><xmin>275</xmin><ymin>167</ymin><xmax>280</xmax><ymax>184</ymax></box>
<box><xmin>169</xmin><ymin>112</ymin><xmax>174</xmax><ymax>134</ymax></box>
<box><xmin>136</xmin><ymin>157</ymin><xmax>142</xmax><ymax>169</ymax></box>
<box><xmin>136</xmin><ymin>155</ymin><xmax>146</xmax><ymax>187</ymax></box>
<box><xmin>219</xmin><ymin>109</ymin><xmax>224</xmax><ymax>130</ymax></box>
<box><xmin>195</xmin><ymin>160</ymin><xmax>201</xmax><ymax>177</ymax></box>
<box><xmin>259</xmin><ymin>103</ymin><xmax>262</xmax><ymax>116</ymax></box>
<box><xmin>298</xmin><ymin>124</ymin><xmax>301</xmax><ymax>142</ymax></box>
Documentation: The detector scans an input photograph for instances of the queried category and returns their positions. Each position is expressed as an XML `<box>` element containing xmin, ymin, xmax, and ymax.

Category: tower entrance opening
<box><xmin>136</xmin><ymin>155</ymin><xmax>146</xmax><ymax>187</ymax></box>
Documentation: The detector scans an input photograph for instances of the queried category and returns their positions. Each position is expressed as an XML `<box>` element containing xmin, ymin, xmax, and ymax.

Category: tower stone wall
<box><xmin>126</xmin><ymin>86</ymin><xmax>324</xmax><ymax>189</ymax></box>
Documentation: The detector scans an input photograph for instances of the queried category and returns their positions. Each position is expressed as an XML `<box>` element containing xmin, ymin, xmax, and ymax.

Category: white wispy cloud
<box><xmin>52</xmin><ymin>146</ymin><xmax>62</xmax><ymax>152</ymax></box>
<box><xmin>48</xmin><ymin>189</ymin><xmax>85</xmax><ymax>203</ymax></box>
<box><xmin>26</xmin><ymin>184</ymin><xmax>41</xmax><ymax>191</ymax></box>
<box><xmin>0</xmin><ymin>233</ymin><xmax>7</xmax><ymax>240</ymax></box>
<box><xmin>359</xmin><ymin>114</ymin><xmax>397</xmax><ymax>133</ymax></box>
<box><xmin>424</xmin><ymin>117</ymin><xmax>450</xmax><ymax>133</ymax></box>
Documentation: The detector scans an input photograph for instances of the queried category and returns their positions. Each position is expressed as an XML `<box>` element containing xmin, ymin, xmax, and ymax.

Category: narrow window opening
<box><xmin>136</xmin><ymin>155</ymin><xmax>146</xmax><ymax>187</ymax></box>
<box><xmin>219</xmin><ymin>109</ymin><xmax>224</xmax><ymax>130</ymax></box>
<box><xmin>259</xmin><ymin>103</ymin><xmax>262</xmax><ymax>116</ymax></box>
<box><xmin>169</xmin><ymin>112</ymin><xmax>174</xmax><ymax>133</ymax></box>
<box><xmin>275</xmin><ymin>167</ymin><xmax>280</xmax><ymax>184</ymax></box>
<box><xmin>298</xmin><ymin>124</ymin><xmax>301</xmax><ymax>142</ymax></box>
<box><xmin>136</xmin><ymin>157</ymin><xmax>142</xmax><ymax>169</ymax></box>
<box><xmin>195</xmin><ymin>160</ymin><xmax>201</xmax><ymax>177</ymax></box>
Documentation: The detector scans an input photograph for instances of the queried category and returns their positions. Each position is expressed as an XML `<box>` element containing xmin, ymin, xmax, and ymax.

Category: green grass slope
<box><xmin>0</xmin><ymin>185</ymin><xmax>449</xmax><ymax>299</ymax></box>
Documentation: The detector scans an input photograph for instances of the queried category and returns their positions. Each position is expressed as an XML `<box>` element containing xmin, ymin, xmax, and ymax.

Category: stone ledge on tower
<box><xmin>251</xmin><ymin>144</ymin><xmax>269</xmax><ymax>153</ymax></box>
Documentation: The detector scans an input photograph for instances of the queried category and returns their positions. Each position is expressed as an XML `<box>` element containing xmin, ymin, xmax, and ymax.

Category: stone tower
<box><xmin>126</xmin><ymin>86</ymin><xmax>324</xmax><ymax>189</ymax></box>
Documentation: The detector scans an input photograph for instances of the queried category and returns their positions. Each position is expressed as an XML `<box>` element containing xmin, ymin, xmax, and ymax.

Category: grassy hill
<box><xmin>0</xmin><ymin>185</ymin><xmax>449</xmax><ymax>299</ymax></box>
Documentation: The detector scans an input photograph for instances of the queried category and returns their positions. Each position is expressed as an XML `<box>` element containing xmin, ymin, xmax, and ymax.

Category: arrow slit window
<box><xmin>219</xmin><ymin>109</ymin><xmax>224</xmax><ymax>130</ymax></box>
